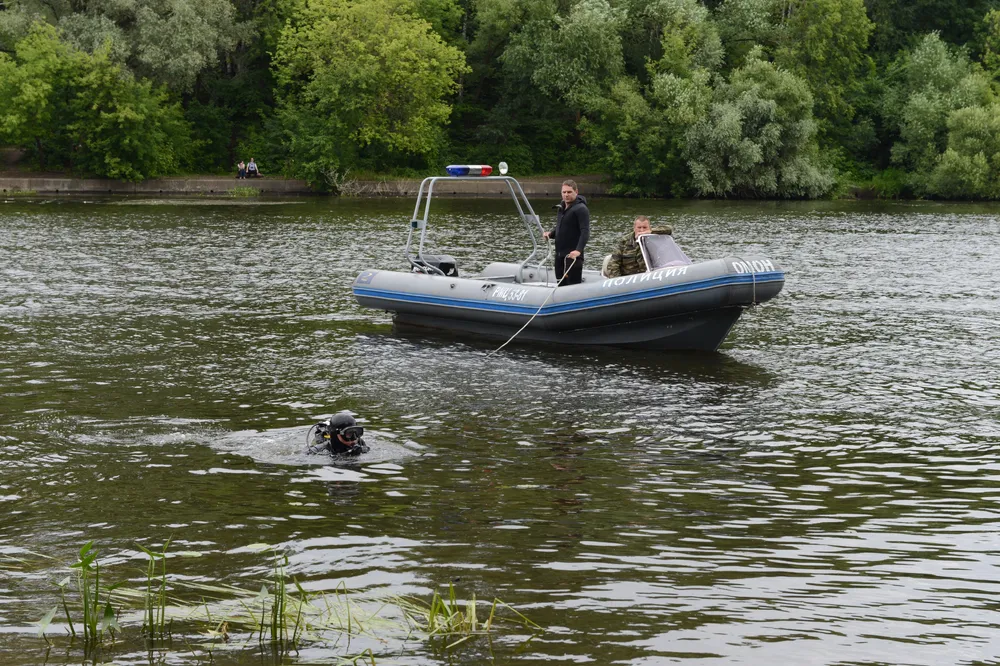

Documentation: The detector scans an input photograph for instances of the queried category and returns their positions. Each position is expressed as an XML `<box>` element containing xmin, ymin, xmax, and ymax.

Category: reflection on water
<box><xmin>1</xmin><ymin>197</ymin><xmax>999</xmax><ymax>665</ymax></box>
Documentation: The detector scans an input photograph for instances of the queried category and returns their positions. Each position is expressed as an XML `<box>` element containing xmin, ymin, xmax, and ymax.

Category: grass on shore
<box><xmin>228</xmin><ymin>185</ymin><xmax>261</xmax><ymax>197</ymax></box>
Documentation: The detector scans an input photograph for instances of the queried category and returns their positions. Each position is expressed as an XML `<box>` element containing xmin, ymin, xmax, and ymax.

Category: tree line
<box><xmin>1</xmin><ymin>0</ymin><xmax>999</xmax><ymax>198</ymax></box>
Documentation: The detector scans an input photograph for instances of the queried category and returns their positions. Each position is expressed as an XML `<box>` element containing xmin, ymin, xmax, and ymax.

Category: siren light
<box><xmin>445</xmin><ymin>164</ymin><xmax>493</xmax><ymax>177</ymax></box>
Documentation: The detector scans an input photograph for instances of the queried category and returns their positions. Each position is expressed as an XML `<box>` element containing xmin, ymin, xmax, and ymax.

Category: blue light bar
<box><xmin>445</xmin><ymin>164</ymin><xmax>493</xmax><ymax>177</ymax></box>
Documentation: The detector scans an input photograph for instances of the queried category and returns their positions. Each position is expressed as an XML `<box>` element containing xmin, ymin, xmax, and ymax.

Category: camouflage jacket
<box><xmin>605</xmin><ymin>226</ymin><xmax>673</xmax><ymax>278</ymax></box>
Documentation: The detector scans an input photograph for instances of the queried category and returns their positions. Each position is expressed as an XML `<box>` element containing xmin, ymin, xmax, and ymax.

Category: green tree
<box><xmin>453</xmin><ymin>0</ymin><xmax>602</xmax><ymax>174</ymax></box>
<box><xmin>983</xmin><ymin>9</ymin><xmax>1000</xmax><ymax>79</ymax></box>
<box><xmin>580</xmin><ymin>0</ymin><xmax>719</xmax><ymax>195</ymax></box>
<box><xmin>67</xmin><ymin>50</ymin><xmax>191</xmax><ymax>180</ymax></box>
<box><xmin>616</xmin><ymin>0</ymin><xmax>723</xmax><ymax>78</ymax></box>
<box><xmin>502</xmin><ymin>0</ymin><xmax>626</xmax><ymax>109</ymax></box>
<box><xmin>926</xmin><ymin>104</ymin><xmax>1000</xmax><ymax>198</ymax></box>
<box><xmin>638</xmin><ymin>0</ymin><xmax>723</xmax><ymax>77</ymax></box>
<box><xmin>412</xmin><ymin>0</ymin><xmax>465</xmax><ymax>43</ymax></box>
<box><xmin>713</xmin><ymin>0</ymin><xmax>782</xmax><ymax>69</ymax></box>
<box><xmin>0</xmin><ymin>22</ymin><xmax>78</xmax><ymax>169</ymax></box>
<box><xmin>775</xmin><ymin>0</ymin><xmax>874</xmax><ymax>132</ymax></box>
<box><xmin>0</xmin><ymin>22</ymin><xmax>192</xmax><ymax>180</ymax></box>
<box><xmin>685</xmin><ymin>49</ymin><xmax>833</xmax><ymax>197</ymax></box>
<box><xmin>0</xmin><ymin>0</ymin><xmax>247</xmax><ymax>92</ymax></box>
<box><xmin>866</xmin><ymin>0</ymin><xmax>1000</xmax><ymax>64</ymax></box>
<box><xmin>582</xmin><ymin>70</ymin><xmax>711</xmax><ymax>195</ymax></box>
<box><xmin>883</xmin><ymin>33</ymin><xmax>995</xmax><ymax>183</ymax></box>
<box><xmin>271</xmin><ymin>0</ymin><xmax>468</xmax><ymax>188</ymax></box>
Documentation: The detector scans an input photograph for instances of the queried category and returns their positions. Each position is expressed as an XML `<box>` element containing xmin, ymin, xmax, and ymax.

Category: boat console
<box><xmin>405</xmin><ymin>168</ymin><xmax>548</xmax><ymax>282</ymax></box>
<box><xmin>640</xmin><ymin>234</ymin><xmax>693</xmax><ymax>269</ymax></box>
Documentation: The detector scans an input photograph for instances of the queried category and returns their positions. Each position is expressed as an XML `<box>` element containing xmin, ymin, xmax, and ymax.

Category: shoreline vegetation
<box><xmin>2</xmin><ymin>1</ymin><xmax>1000</xmax><ymax>200</ymax></box>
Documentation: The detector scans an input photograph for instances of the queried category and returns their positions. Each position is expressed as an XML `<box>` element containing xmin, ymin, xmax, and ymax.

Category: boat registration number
<box><xmin>490</xmin><ymin>286</ymin><xmax>529</xmax><ymax>302</ymax></box>
<box><xmin>731</xmin><ymin>259</ymin><xmax>775</xmax><ymax>274</ymax></box>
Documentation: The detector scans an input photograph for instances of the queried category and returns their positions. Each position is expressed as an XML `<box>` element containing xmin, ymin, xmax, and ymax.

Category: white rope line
<box><xmin>488</xmin><ymin>254</ymin><xmax>577</xmax><ymax>356</ymax></box>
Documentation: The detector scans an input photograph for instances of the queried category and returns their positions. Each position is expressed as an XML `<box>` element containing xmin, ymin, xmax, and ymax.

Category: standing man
<box><xmin>542</xmin><ymin>180</ymin><xmax>590</xmax><ymax>286</ymax></box>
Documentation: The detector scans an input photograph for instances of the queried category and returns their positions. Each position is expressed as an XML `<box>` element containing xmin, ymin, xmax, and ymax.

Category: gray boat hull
<box><xmin>394</xmin><ymin>306</ymin><xmax>744</xmax><ymax>351</ymax></box>
<box><xmin>353</xmin><ymin>257</ymin><xmax>784</xmax><ymax>351</ymax></box>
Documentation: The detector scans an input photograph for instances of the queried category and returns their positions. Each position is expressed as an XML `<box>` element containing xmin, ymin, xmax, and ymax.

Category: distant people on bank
<box><xmin>237</xmin><ymin>161</ymin><xmax>246</xmax><ymax>179</ymax></box>
<box><xmin>542</xmin><ymin>179</ymin><xmax>590</xmax><ymax>286</ymax></box>
<box><xmin>307</xmin><ymin>412</ymin><xmax>369</xmax><ymax>457</ymax></box>
<box><xmin>246</xmin><ymin>158</ymin><xmax>260</xmax><ymax>178</ymax></box>
<box><xmin>603</xmin><ymin>216</ymin><xmax>674</xmax><ymax>278</ymax></box>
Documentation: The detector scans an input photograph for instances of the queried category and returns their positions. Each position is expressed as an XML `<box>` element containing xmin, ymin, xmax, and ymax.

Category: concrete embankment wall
<box><xmin>344</xmin><ymin>177</ymin><xmax>608</xmax><ymax>198</ymax></box>
<box><xmin>0</xmin><ymin>176</ymin><xmax>312</xmax><ymax>195</ymax></box>
<box><xmin>0</xmin><ymin>175</ymin><xmax>609</xmax><ymax>197</ymax></box>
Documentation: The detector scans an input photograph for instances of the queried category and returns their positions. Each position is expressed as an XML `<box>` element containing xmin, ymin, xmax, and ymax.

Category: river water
<box><xmin>1</xmin><ymin>195</ymin><xmax>999</xmax><ymax>665</ymax></box>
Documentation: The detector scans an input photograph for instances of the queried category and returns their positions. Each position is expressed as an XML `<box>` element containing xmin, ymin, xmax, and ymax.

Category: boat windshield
<box><xmin>640</xmin><ymin>234</ymin><xmax>692</xmax><ymax>269</ymax></box>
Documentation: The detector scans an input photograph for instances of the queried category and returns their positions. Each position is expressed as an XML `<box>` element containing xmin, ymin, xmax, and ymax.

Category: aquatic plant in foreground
<box><xmin>31</xmin><ymin>541</ymin><xmax>542</xmax><ymax>661</ymax></box>
<box><xmin>37</xmin><ymin>542</ymin><xmax>121</xmax><ymax>651</ymax></box>
<box><xmin>398</xmin><ymin>584</ymin><xmax>542</xmax><ymax>649</ymax></box>
<box><xmin>136</xmin><ymin>539</ymin><xmax>172</xmax><ymax>643</ymax></box>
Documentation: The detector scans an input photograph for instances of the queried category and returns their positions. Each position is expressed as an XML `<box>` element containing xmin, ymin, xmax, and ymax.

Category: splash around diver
<box><xmin>306</xmin><ymin>412</ymin><xmax>370</xmax><ymax>457</ymax></box>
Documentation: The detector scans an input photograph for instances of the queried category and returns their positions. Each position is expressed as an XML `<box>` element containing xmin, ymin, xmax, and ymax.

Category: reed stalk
<box><xmin>66</xmin><ymin>541</ymin><xmax>121</xmax><ymax>653</ymax></box>
<box><xmin>57</xmin><ymin>575</ymin><xmax>76</xmax><ymax>637</ymax></box>
<box><xmin>137</xmin><ymin>538</ymin><xmax>172</xmax><ymax>642</ymax></box>
<box><xmin>343</xmin><ymin>647</ymin><xmax>377</xmax><ymax>665</ymax></box>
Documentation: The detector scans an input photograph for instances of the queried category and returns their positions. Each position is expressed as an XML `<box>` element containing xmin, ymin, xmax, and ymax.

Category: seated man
<box><xmin>307</xmin><ymin>412</ymin><xmax>370</xmax><ymax>457</ymax></box>
<box><xmin>604</xmin><ymin>216</ymin><xmax>674</xmax><ymax>278</ymax></box>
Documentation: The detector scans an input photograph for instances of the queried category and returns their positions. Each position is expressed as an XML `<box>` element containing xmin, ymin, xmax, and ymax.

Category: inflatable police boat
<box><xmin>353</xmin><ymin>166</ymin><xmax>784</xmax><ymax>351</ymax></box>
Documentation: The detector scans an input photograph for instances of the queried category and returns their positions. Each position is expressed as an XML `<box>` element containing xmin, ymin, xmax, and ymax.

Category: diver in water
<box><xmin>307</xmin><ymin>412</ymin><xmax>370</xmax><ymax>457</ymax></box>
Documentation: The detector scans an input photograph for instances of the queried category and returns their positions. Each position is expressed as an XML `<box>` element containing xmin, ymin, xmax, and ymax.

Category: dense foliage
<box><xmin>269</xmin><ymin>0</ymin><xmax>467</xmax><ymax>189</ymax></box>
<box><xmin>0</xmin><ymin>23</ymin><xmax>191</xmax><ymax>180</ymax></box>
<box><xmin>1</xmin><ymin>0</ymin><xmax>999</xmax><ymax>197</ymax></box>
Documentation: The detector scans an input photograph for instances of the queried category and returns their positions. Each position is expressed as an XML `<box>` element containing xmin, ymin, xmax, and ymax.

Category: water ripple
<box><xmin>1</xmin><ymin>199</ymin><xmax>999</xmax><ymax>665</ymax></box>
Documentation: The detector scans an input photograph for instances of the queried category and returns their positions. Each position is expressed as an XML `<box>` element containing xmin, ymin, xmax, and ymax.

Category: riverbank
<box><xmin>0</xmin><ymin>173</ymin><xmax>610</xmax><ymax>197</ymax></box>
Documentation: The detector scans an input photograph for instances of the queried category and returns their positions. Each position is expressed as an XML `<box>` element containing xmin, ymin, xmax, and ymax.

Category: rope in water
<box><xmin>737</xmin><ymin>256</ymin><xmax>758</xmax><ymax>304</ymax></box>
<box><xmin>488</xmin><ymin>254</ymin><xmax>577</xmax><ymax>357</ymax></box>
<box><xmin>736</xmin><ymin>257</ymin><xmax>760</xmax><ymax>305</ymax></box>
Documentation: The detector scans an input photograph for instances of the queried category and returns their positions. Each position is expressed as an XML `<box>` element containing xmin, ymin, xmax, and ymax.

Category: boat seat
<box><xmin>470</xmin><ymin>275</ymin><xmax>517</xmax><ymax>282</ymax></box>
<box><xmin>410</xmin><ymin>254</ymin><xmax>459</xmax><ymax>277</ymax></box>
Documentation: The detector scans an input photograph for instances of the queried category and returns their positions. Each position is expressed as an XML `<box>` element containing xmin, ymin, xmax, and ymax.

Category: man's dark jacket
<box><xmin>549</xmin><ymin>195</ymin><xmax>590</xmax><ymax>255</ymax></box>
